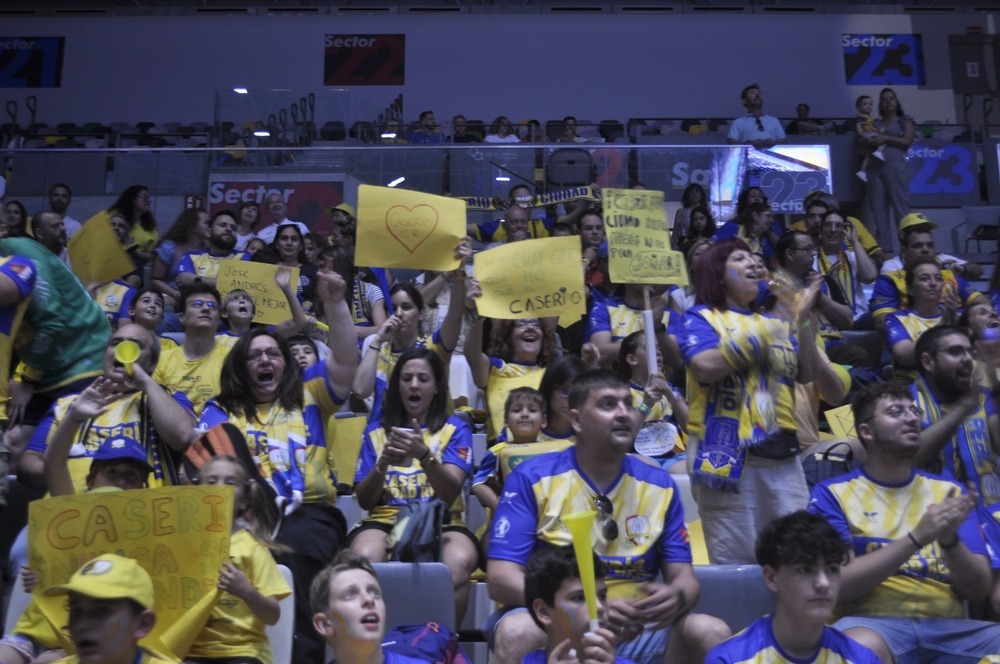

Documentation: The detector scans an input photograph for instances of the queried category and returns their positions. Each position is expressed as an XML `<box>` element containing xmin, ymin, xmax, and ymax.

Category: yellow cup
<box><xmin>114</xmin><ymin>340</ymin><xmax>141</xmax><ymax>377</ymax></box>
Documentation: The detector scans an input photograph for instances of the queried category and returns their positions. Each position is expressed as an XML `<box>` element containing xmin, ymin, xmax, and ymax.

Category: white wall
<box><xmin>0</xmin><ymin>11</ymin><xmax>992</xmax><ymax>128</ymax></box>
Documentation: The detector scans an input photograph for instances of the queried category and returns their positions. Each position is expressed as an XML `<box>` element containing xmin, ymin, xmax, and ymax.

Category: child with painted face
<box><xmin>310</xmin><ymin>550</ymin><xmax>425</xmax><ymax>664</ymax></box>
<box><xmin>524</xmin><ymin>545</ymin><xmax>633</xmax><ymax>664</ymax></box>
<box><xmin>186</xmin><ymin>455</ymin><xmax>291</xmax><ymax>664</ymax></box>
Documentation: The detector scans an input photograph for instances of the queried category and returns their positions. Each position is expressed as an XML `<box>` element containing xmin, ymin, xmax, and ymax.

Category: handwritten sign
<box><xmin>603</xmin><ymin>188</ymin><xmax>688</xmax><ymax>286</ymax></box>
<box><xmin>68</xmin><ymin>212</ymin><xmax>135</xmax><ymax>285</ymax></box>
<box><xmin>27</xmin><ymin>486</ymin><xmax>233</xmax><ymax>656</ymax></box>
<box><xmin>355</xmin><ymin>185</ymin><xmax>465</xmax><ymax>271</ymax></box>
<box><xmin>216</xmin><ymin>260</ymin><xmax>299</xmax><ymax>325</ymax></box>
<box><xmin>474</xmin><ymin>236</ymin><xmax>586</xmax><ymax>319</ymax></box>
<box><xmin>824</xmin><ymin>404</ymin><xmax>857</xmax><ymax>439</ymax></box>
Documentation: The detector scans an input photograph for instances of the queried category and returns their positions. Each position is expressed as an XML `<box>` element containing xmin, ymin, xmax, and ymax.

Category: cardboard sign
<box><xmin>603</xmin><ymin>188</ymin><xmax>688</xmax><ymax>286</ymax></box>
<box><xmin>474</xmin><ymin>236</ymin><xmax>586</xmax><ymax>319</ymax></box>
<box><xmin>27</xmin><ymin>486</ymin><xmax>233</xmax><ymax>656</ymax></box>
<box><xmin>824</xmin><ymin>403</ymin><xmax>857</xmax><ymax>439</ymax></box>
<box><xmin>68</xmin><ymin>212</ymin><xmax>135</xmax><ymax>285</ymax></box>
<box><xmin>216</xmin><ymin>260</ymin><xmax>300</xmax><ymax>326</ymax></box>
<box><xmin>355</xmin><ymin>185</ymin><xmax>465</xmax><ymax>271</ymax></box>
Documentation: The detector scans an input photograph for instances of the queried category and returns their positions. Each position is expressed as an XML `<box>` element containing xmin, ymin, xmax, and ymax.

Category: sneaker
<box><xmin>856</xmin><ymin>170</ymin><xmax>868</xmax><ymax>182</ymax></box>
<box><xmin>873</xmin><ymin>148</ymin><xmax>885</xmax><ymax>162</ymax></box>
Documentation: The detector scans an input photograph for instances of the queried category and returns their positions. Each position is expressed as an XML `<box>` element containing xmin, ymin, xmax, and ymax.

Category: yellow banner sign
<box><xmin>68</xmin><ymin>212</ymin><xmax>136</xmax><ymax>285</ymax></box>
<box><xmin>603</xmin><ymin>188</ymin><xmax>688</xmax><ymax>286</ymax></box>
<box><xmin>355</xmin><ymin>185</ymin><xmax>465</xmax><ymax>271</ymax></box>
<box><xmin>474</xmin><ymin>236</ymin><xmax>586</xmax><ymax>319</ymax></box>
<box><xmin>216</xmin><ymin>259</ymin><xmax>300</xmax><ymax>325</ymax></box>
<box><xmin>28</xmin><ymin>486</ymin><xmax>234</xmax><ymax>654</ymax></box>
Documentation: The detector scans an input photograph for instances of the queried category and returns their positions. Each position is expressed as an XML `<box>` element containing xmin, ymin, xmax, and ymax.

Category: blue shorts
<box><xmin>616</xmin><ymin>626</ymin><xmax>672</xmax><ymax>664</ymax></box>
<box><xmin>834</xmin><ymin>615</ymin><xmax>1000</xmax><ymax>663</ymax></box>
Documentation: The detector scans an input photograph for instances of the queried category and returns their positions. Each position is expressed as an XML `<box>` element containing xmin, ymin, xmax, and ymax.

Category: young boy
<box><xmin>44</xmin><ymin>553</ymin><xmax>178</xmax><ymax>664</ymax></box>
<box><xmin>704</xmin><ymin>511</ymin><xmax>879</xmax><ymax>663</ymax></box>
<box><xmin>854</xmin><ymin>95</ymin><xmax>885</xmax><ymax>183</ymax></box>
<box><xmin>0</xmin><ymin>437</ymin><xmax>155</xmax><ymax>664</ymax></box>
<box><xmin>472</xmin><ymin>387</ymin><xmax>550</xmax><ymax>511</ymax></box>
<box><xmin>310</xmin><ymin>550</ymin><xmax>425</xmax><ymax>664</ymax></box>
<box><xmin>524</xmin><ymin>545</ymin><xmax>633</xmax><ymax>664</ymax></box>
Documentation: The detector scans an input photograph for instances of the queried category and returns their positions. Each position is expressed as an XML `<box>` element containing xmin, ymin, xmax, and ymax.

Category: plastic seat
<box><xmin>693</xmin><ymin>564</ymin><xmax>773</xmax><ymax>633</ymax></box>
<box><xmin>372</xmin><ymin>562</ymin><xmax>455</xmax><ymax>630</ymax></box>
<box><xmin>546</xmin><ymin>148</ymin><xmax>595</xmax><ymax>188</ymax></box>
<box><xmin>264</xmin><ymin>565</ymin><xmax>295</xmax><ymax>664</ymax></box>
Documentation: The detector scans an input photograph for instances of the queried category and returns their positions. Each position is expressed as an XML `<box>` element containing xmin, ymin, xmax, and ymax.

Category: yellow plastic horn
<box><xmin>561</xmin><ymin>511</ymin><xmax>600</xmax><ymax>632</ymax></box>
<box><xmin>114</xmin><ymin>340</ymin><xmax>141</xmax><ymax>377</ymax></box>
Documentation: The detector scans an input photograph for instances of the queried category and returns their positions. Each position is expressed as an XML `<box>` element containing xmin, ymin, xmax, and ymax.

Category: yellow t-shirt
<box><xmin>131</xmin><ymin>225</ymin><xmax>160</xmax><ymax>253</ymax></box>
<box><xmin>188</xmin><ymin>529</ymin><xmax>291</xmax><ymax>664</ymax></box>
<box><xmin>153</xmin><ymin>335</ymin><xmax>238</xmax><ymax>415</ymax></box>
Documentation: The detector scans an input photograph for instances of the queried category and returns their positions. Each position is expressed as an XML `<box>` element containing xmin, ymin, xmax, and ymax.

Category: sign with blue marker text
<box><xmin>0</xmin><ymin>37</ymin><xmax>64</xmax><ymax>87</ymax></box>
<box><xmin>842</xmin><ymin>34</ymin><xmax>925</xmax><ymax>85</ymax></box>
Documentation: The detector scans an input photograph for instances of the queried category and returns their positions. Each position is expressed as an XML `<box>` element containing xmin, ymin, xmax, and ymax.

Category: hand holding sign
<box><xmin>603</xmin><ymin>188</ymin><xmax>688</xmax><ymax>286</ymax></box>
<box><xmin>216</xmin><ymin>260</ymin><xmax>300</xmax><ymax>325</ymax></box>
<box><xmin>356</xmin><ymin>185</ymin><xmax>465</xmax><ymax>270</ymax></box>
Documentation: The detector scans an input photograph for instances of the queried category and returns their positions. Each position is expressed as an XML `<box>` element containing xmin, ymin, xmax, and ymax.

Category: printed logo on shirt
<box><xmin>494</xmin><ymin>515</ymin><xmax>511</xmax><ymax>540</ymax></box>
<box><xmin>625</xmin><ymin>515</ymin><xmax>651</xmax><ymax>546</ymax></box>
<box><xmin>863</xmin><ymin>511</ymin><xmax>879</xmax><ymax>524</ymax></box>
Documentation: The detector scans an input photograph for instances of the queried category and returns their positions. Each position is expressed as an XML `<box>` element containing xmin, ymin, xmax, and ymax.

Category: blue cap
<box><xmin>92</xmin><ymin>436</ymin><xmax>152</xmax><ymax>473</ymax></box>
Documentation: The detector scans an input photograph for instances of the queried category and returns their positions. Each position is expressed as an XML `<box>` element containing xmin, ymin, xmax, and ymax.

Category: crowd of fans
<box><xmin>0</xmin><ymin>85</ymin><xmax>999</xmax><ymax>663</ymax></box>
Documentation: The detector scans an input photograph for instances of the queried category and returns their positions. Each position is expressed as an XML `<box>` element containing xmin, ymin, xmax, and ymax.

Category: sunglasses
<box><xmin>594</xmin><ymin>494</ymin><xmax>618</xmax><ymax>541</ymax></box>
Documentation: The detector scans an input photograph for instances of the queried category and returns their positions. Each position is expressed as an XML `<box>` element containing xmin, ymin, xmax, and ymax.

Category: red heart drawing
<box><xmin>385</xmin><ymin>204</ymin><xmax>439</xmax><ymax>254</ymax></box>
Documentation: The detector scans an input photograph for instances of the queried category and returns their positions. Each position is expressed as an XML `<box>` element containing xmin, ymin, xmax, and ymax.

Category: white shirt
<box><xmin>879</xmin><ymin>253</ymin><xmax>965</xmax><ymax>275</ymax></box>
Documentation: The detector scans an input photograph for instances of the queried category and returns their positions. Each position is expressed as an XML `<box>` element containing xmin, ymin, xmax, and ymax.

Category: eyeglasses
<box><xmin>594</xmin><ymin>494</ymin><xmax>618</xmax><ymax>541</ymax></box>
<box><xmin>865</xmin><ymin>403</ymin><xmax>923</xmax><ymax>423</ymax></box>
<box><xmin>248</xmin><ymin>347</ymin><xmax>283</xmax><ymax>362</ymax></box>
<box><xmin>938</xmin><ymin>345</ymin><xmax>977</xmax><ymax>359</ymax></box>
<box><xmin>792</xmin><ymin>245</ymin><xmax>816</xmax><ymax>253</ymax></box>
<box><xmin>514</xmin><ymin>319</ymin><xmax>540</xmax><ymax>329</ymax></box>
<box><xmin>190</xmin><ymin>299</ymin><xmax>217</xmax><ymax>309</ymax></box>
<box><xmin>822</xmin><ymin>222</ymin><xmax>846</xmax><ymax>230</ymax></box>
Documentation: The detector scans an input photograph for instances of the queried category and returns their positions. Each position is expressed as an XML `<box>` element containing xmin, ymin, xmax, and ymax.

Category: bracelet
<box><xmin>799</xmin><ymin>319</ymin><xmax>811</xmax><ymax>330</ymax></box>
<box><xmin>420</xmin><ymin>454</ymin><xmax>438</xmax><ymax>469</ymax></box>
<box><xmin>418</xmin><ymin>447</ymin><xmax>431</xmax><ymax>462</ymax></box>
<box><xmin>636</xmin><ymin>402</ymin><xmax>652</xmax><ymax>415</ymax></box>
<box><xmin>907</xmin><ymin>531</ymin><xmax>924</xmax><ymax>549</ymax></box>
<box><xmin>939</xmin><ymin>536</ymin><xmax>960</xmax><ymax>551</ymax></box>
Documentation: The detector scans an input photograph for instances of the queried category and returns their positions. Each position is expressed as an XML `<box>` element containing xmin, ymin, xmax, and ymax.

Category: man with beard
<box><xmin>47</xmin><ymin>182</ymin><xmax>81</xmax><ymax>238</ymax></box>
<box><xmin>727</xmin><ymin>84</ymin><xmax>786</xmax><ymax>149</ymax></box>
<box><xmin>909</xmin><ymin>325</ymin><xmax>1000</xmax><ymax>617</ymax></box>
<box><xmin>175</xmin><ymin>210</ymin><xmax>247</xmax><ymax>288</ymax></box>
<box><xmin>30</xmin><ymin>211</ymin><xmax>69</xmax><ymax>265</ymax></box>
<box><xmin>808</xmin><ymin>380</ymin><xmax>1000</xmax><ymax>661</ymax></box>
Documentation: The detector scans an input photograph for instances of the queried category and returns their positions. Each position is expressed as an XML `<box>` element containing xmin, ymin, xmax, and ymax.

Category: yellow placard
<box><xmin>603</xmin><ymin>188</ymin><xmax>688</xmax><ymax>286</ymax></box>
<box><xmin>473</xmin><ymin>236</ymin><xmax>586</xmax><ymax>320</ymax></box>
<box><xmin>68</xmin><ymin>211</ymin><xmax>135</xmax><ymax>285</ymax></box>
<box><xmin>824</xmin><ymin>403</ymin><xmax>857</xmax><ymax>439</ymax></box>
<box><xmin>27</xmin><ymin>486</ymin><xmax>234</xmax><ymax>656</ymax></box>
<box><xmin>216</xmin><ymin>259</ymin><xmax>299</xmax><ymax>325</ymax></box>
<box><xmin>355</xmin><ymin>185</ymin><xmax>465</xmax><ymax>271</ymax></box>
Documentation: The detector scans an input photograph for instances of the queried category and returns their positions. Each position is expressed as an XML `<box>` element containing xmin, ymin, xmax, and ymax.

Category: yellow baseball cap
<box><xmin>330</xmin><ymin>203</ymin><xmax>356</xmax><ymax>218</ymax></box>
<box><xmin>898</xmin><ymin>212</ymin><xmax>938</xmax><ymax>232</ymax></box>
<box><xmin>44</xmin><ymin>554</ymin><xmax>154</xmax><ymax>609</ymax></box>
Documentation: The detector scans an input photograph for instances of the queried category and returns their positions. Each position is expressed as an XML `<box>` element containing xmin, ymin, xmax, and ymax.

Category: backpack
<box><xmin>389</xmin><ymin>500</ymin><xmax>446</xmax><ymax>562</ymax></box>
<box><xmin>802</xmin><ymin>442</ymin><xmax>862</xmax><ymax>489</ymax></box>
<box><xmin>382</xmin><ymin>622</ymin><xmax>470</xmax><ymax>664</ymax></box>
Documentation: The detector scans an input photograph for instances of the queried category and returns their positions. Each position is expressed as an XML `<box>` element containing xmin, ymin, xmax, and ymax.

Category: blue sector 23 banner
<box><xmin>843</xmin><ymin>34</ymin><xmax>925</xmax><ymax>85</ymax></box>
<box><xmin>0</xmin><ymin>37</ymin><xmax>64</xmax><ymax>87</ymax></box>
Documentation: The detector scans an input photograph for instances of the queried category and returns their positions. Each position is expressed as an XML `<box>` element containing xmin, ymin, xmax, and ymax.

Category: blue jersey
<box><xmin>705</xmin><ymin>615</ymin><xmax>879</xmax><ymax>663</ymax></box>
<box><xmin>489</xmin><ymin>446</ymin><xmax>690</xmax><ymax>601</ymax></box>
<box><xmin>808</xmin><ymin>467</ymin><xmax>987</xmax><ymax>619</ymax></box>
